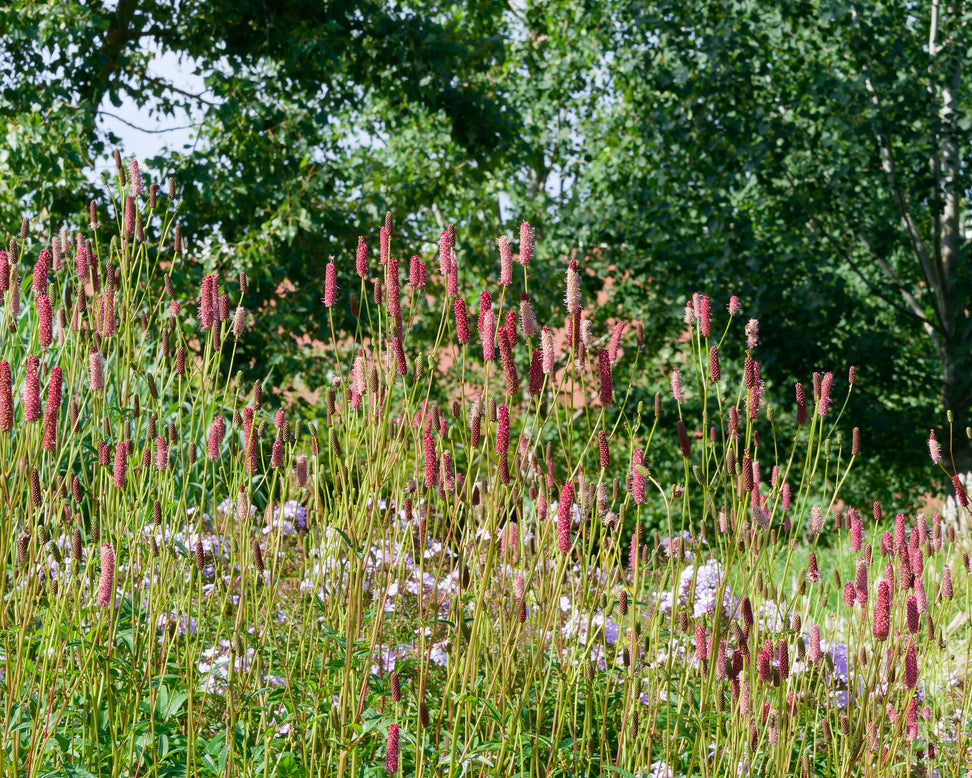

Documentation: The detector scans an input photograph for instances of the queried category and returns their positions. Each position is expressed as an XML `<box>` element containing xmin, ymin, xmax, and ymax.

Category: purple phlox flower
<box><xmin>371</xmin><ymin>643</ymin><xmax>412</xmax><ymax>675</ymax></box>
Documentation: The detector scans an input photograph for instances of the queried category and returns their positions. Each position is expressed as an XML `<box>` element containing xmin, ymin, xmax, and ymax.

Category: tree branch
<box><xmin>99</xmin><ymin>110</ymin><xmax>201</xmax><ymax>135</ymax></box>
<box><xmin>136</xmin><ymin>72</ymin><xmax>220</xmax><ymax>109</ymax></box>
<box><xmin>778</xmin><ymin>164</ymin><xmax>941</xmax><ymax>338</ymax></box>
<box><xmin>862</xmin><ymin>72</ymin><xmax>950</xmax><ymax>337</ymax></box>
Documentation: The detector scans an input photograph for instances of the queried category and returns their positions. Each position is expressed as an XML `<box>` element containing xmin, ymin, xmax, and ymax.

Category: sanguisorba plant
<box><xmin>0</xmin><ymin>154</ymin><xmax>970</xmax><ymax>777</ymax></box>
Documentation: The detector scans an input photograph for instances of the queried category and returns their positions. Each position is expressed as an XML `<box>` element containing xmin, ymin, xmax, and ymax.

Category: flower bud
<box><xmin>676</xmin><ymin>420</ymin><xmax>690</xmax><ymax>459</ymax></box>
<box><xmin>795</xmin><ymin>383</ymin><xmax>807</xmax><ymax>426</ymax></box>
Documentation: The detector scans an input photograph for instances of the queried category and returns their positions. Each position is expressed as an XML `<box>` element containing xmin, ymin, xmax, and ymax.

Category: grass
<box><xmin>0</xmin><ymin>157</ymin><xmax>969</xmax><ymax>777</ymax></box>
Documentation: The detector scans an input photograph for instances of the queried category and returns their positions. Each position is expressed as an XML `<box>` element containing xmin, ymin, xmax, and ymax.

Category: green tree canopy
<box><xmin>0</xmin><ymin>0</ymin><xmax>524</xmax><ymax>379</ymax></box>
<box><xmin>2</xmin><ymin>0</ymin><xmax>969</xmax><ymax>502</ymax></box>
<box><xmin>574</xmin><ymin>0</ymin><xmax>972</xmax><ymax>496</ymax></box>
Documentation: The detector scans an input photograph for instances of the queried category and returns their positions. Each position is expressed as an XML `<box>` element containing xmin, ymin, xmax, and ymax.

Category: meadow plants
<box><xmin>0</xmin><ymin>157</ymin><xmax>970</xmax><ymax>777</ymax></box>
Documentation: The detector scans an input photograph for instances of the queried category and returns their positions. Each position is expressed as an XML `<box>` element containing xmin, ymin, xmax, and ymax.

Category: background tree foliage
<box><xmin>1</xmin><ymin>0</ymin><xmax>969</xmax><ymax>502</ymax></box>
<box><xmin>582</xmin><ymin>0</ymin><xmax>972</xmax><ymax>499</ymax></box>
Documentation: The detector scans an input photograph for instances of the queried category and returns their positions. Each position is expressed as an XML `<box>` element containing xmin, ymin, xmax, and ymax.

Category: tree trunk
<box><xmin>940</xmin><ymin>337</ymin><xmax>972</xmax><ymax>476</ymax></box>
<box><xmin>930</xmin><ymin>2</ymin><xmax>971</xmax><ymax>478</ymax></box>
<box><xmin>79</xmin><ymin>0</ymin><xmax>144</xmax><ymax>141</ymax></box>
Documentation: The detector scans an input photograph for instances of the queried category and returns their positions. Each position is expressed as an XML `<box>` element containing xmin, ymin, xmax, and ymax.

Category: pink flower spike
<box><xmin>75</xmin><ymin>235</ymin><xmax>88</xmax><ymax>280</ymax></box>
<box><xmin>808</xmin><ymin>625</ymin><xmax>822</xmax><ymax>663</ymax></box>
<box><xmin>207</xmin><ymin>417</ymin><xmax>225</xmax><ymax>459</ymax></box>
<box><xmin>608</xmin><ymin>321</ymin><xmax>627</xmax><ymax>364</ymax></box>
<box><xmin>855</xmin><ymin>558</ymin><xmax>868</xmax><ymax>605</ymax></box>
<box><xmin>498</xmin><ymin>328</ymin><xmax>518</xmax><ymax>395</ymax></box>
<box><xmin>477</xmin><ymin>289</ymin><xmax>491</xmax><ymax>333</ymax></box>
<box><xmin>928</xmin><ymin>430</ymin><xmax>942</xmax><ymax>465</ymax></box>
<box><xmin>454</xmin><ymin>298</ymin><xmax>470</xmax><ymax>344</ymax></box>
<box><xmin>324</xmin><ymin>261</ymin><xmax>337</xmax><ymax>308</ymax></box>
<box><xmin>843</xmin><ymin>581</ymin><xmax>856</xmax><ymax>607</ymax></box>
<box><xmin>795</xmin><ymin>383</ymin><xmax>807</xmax><ymax>426</ymax></box>
<box><xmin>129</xmin><ymin>158</ymin><xmax>143</xmax><ymax>195</ymax></box>
<box><xmin>496</xmin><ymin>405</ymin><xmax>510</xmax><ymax>456</ymax></box>
<box><xmin>480</xmin><ymin>310</ymin><xmax>496</xmax><ymax>363</ymax></box>
<box><xmin>670</xmin><ymin>368</ymin><xmax>684</xmax><ymax>403</ymax></box>
<box><xmin>155</xmin><ymin>436</ymin><xmax>168</xmax><ymax>471</ymax></box>
<box><xmin>447</xmin><ymin>258</ymin><xmax>459</xmax><ymax>298</ymax></box>
<box><xmin>23</xmin><ymin>356</ymin><xmax>41</xmax><ymax>423</ymax></box>
<box><xmin>631</xmin><ymin>449</ymin><xmax>646</xmax><ymax>505</ymax></box>
<box><xmin>598</xmin><ymin>350</ymin><xmax>613</xmax><ymax>406</ymax></box>
<box><xmin>565</xmin><ymin>260</ymin><xmax>581</xmax><ymax>314</ymax></box>
<box><xmin>379</xmin><ymin>225</ymin><xmax>389</xmax><ymax>266</ymax></box>
<box><xmin>423</xmin><ymin>432</ymin><xmax>438</xmax><ymax>488</ymax></box>
<box><xmin>541</xmin><ymin>327</ymin><xmax>555</xmax><ymax>374</ymax></box>
<box><xmin>41</xmin><ymin>366</ymin><xmax>63</xmax><ymax>452</ymax></box>
<box><xmin>817</xmin><ymin>372</ymin><xmax>834</xmax><ymax>417</ymax></box>
<box><xmin>385</xmin><ymin>723</ymin><xmax>399</xmax><ymax>774</ymax></box>
<box><xmin>32</xmin><ymin>250</ymin><xmax>50</xmax><ymax>296</ymax></box>
<box><xmin>356</xmin><ymin>236</ymin><xmax>368</xmax><ymax>278</ymax></box>
<box><xmin>0</xmin><ymin>361</ymin><xmax>11</xmax><ymax>432</ymax></box>
<box><xmin>904</xmin><ymin>641</ymin><xmax>918</xmax><ymax>689</ymax></box>
<box><xmin>386</xmin><ymin>257</ymin><xmax>400</xmax><ymax>321</ymax></box>
<box><xmin>393</xmin><ymin>335</ymin><xmax>407</xmax><ymax>376</ymax></box>
<box><xmin>519</xmin><ymin>293</ymin><xmax>537</xmax><ymax>339</ymax></box>
<box><xmin>873</xmin><ymin>580</ymin><xmax>891</xmax><ymax>641</ymax></box>
<box><xmin>698</xmin><ymin>295</ymin><xmax>711</xmax><ymax>337</ymax></box>
<box><xmin>906</xmin><ymin>594</ymin><xmax>919</xmax><ymax>634</ymax></box>
<box><xmin>498</xmin><ymin>235</ymin><xmax>512</xmax><ymax>286</ymax></box>
<box><xmin>439</xmin><ymin>231</ymin><xmax>450</xmax><ymax>276</ymax></box>
<box><xmin>695</xmin><ymin>625</ymin><xmax>708</xmax><ymax>669</ymax></box>
<box><xmin>906</xmin><ymin>698</ymin><xmax>919</xmax><ymax>741</ymax></box>
<box><xmin>529</xmin><ymin>349</ymin><xmax>543</xmax><ymax>396</ymax></box>
<box><xmin>97</xmin><ymin>543</ymin><xmax>115</xmax><ymax>607</ymax></box>
<box><xmin>557</xmin><ymin>482</ymin><xmax>574</xmax><ymax>553</ymax></box>
<box><xmin>953</xmin><ymin>475</ymin><xmax>969</xmax><ymax>508</ymax></box>
<box><xmin>113</xmin><ymin>441</ymin><xmax>128</xmax><ymax>489</ymax></box>
<box><xmin>37</xmin><ymin>294</ymin><xmax>53</xmax><ymax>350</ymax></box>
<box><xmin>519</xmin><ymin>222</ymin><xmax>532</xmax><ymax>265</ymax></box>
<box><xmin>198</xmin><ymin>274</ymin><xmax>216</xmax><ymax>330</ymax></box>
<box><xmin>745</xmin><ymin>318</ymin><xmax>759</xmax><ymax>349</ymax></box>
<box><xmin>124</xmin><ymin>195</ymin><xmax>135</xmax><ymax>239</ymax></box>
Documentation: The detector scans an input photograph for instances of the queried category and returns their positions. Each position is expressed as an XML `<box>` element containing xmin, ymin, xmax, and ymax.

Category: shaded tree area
<box><xmin>578</xmin><ymin>0</ymin><xmax>972</xmax><ymax>500</ymax></box>
<box><xmin>1</xmin><ymin>0</ymin><xmax>521</xmax><ymax>380</ymax></box>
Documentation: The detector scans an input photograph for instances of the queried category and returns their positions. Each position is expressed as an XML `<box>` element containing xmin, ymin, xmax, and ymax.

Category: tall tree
<box><xmin>578</xmin><ymin>0</ymin><xmax>972</xmax><ymax>493</ymax></box>
<box><xmin>0</xmin><ymin>0</ymin><xmax>517</xmax><ymax>387</ymax></box>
